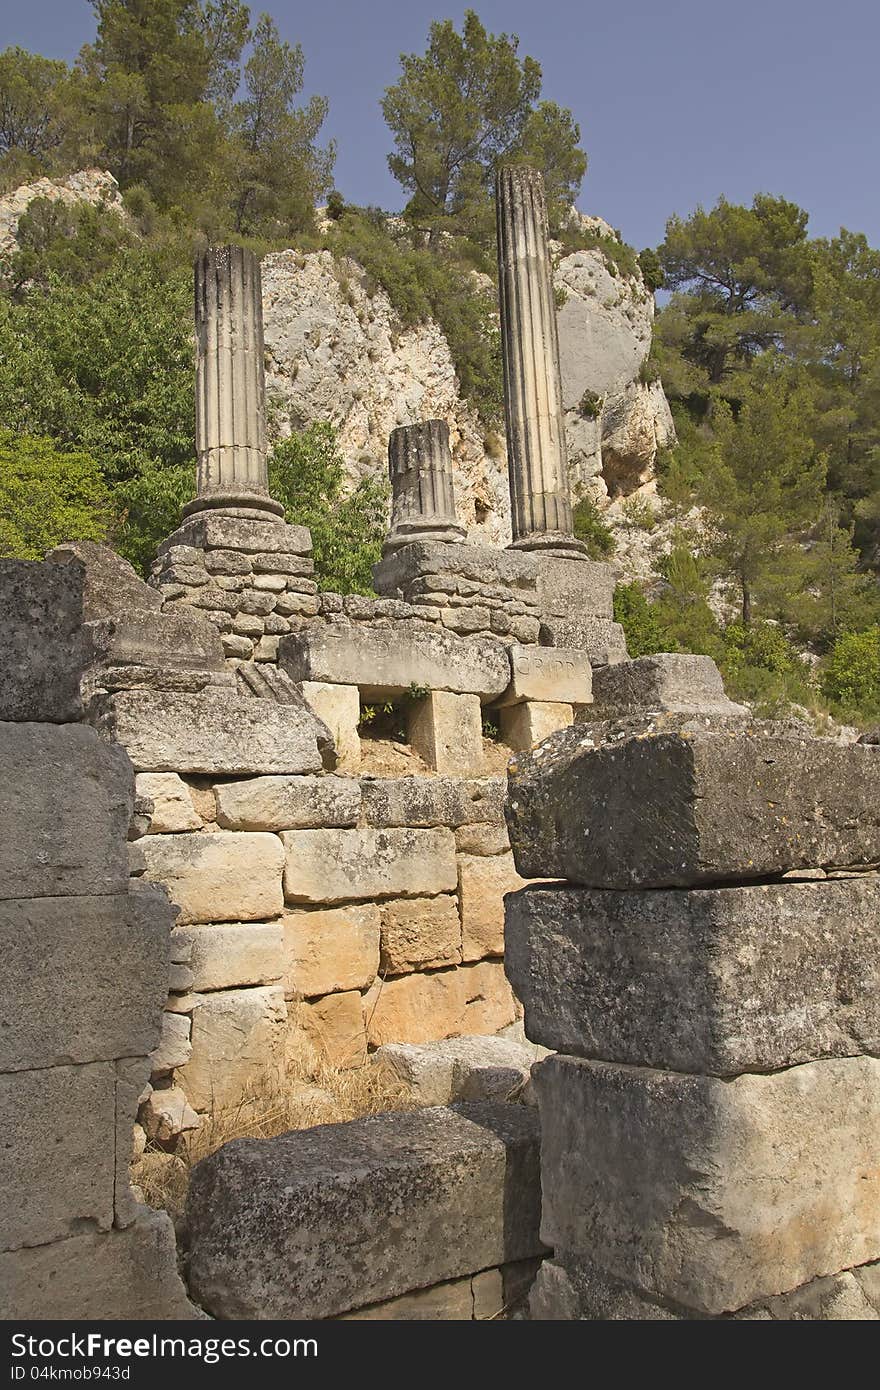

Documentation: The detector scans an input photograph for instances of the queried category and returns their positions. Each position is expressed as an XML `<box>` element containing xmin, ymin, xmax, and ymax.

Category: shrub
<box><xmin>0</xmin><ymin>430</ymin><xmax>113</xmax><ymax>559</ymax></box>
<box><xmin>613</xmin><ymin>582</ymin><xmax>666</xmax><ymax>658</ymax></box>
<box><xmin>720</xmin><ymin>619</ymin><xmax>813</xmax><ymax>714</ymax></box>
<box><xmin>820</xmin><ymin>626</ymin><xmax>880</xmax><ymax>722</ymax></box>
<box><xmin>572</xmin><ymin>496</ymin><xmax>615</xmax><ymax>557</ymax></box>
<box><xmin>268</xmin><ymin>422</ymin><xmax>388</xmax><ymax>594</ymax></box>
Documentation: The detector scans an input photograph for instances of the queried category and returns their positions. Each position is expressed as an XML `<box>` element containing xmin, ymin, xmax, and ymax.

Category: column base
<box><xmin>182</xmin><ymin>489</ymin><xmax>285</xmax><ymax>521</ymax></box>
<box><xmin>382</xmin><ymin>524</ymin><xmax>467</xmax><ymax>556</ymax></box>
<box><xmin>507</xmin><ymin>534</ymin><xmax>590</xmax><ymax>559</ymax></box>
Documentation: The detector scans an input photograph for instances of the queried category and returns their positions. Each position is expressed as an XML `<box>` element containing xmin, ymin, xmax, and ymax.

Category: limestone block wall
<box><xmin>130</xmin><ymin>766</ymin><xmax>532</xmax><ymax>1129</ymax></box>
<box><xmin>0</xmin><ymin>558</ymin><xmax>197</xmax><ymax>1319</ymax></box>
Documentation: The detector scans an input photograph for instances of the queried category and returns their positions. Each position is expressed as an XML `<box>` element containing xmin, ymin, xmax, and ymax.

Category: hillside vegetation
<box><xmin>0</xmin><ymin>4</ymin><xmax>877</xmax><ymax>722</ymax></box>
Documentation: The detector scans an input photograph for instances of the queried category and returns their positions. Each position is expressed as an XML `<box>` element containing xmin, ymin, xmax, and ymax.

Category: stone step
<box><xmin>371</xmin><ymin>1032</ymin><xmax>548</xmax><ymax>1106</ymax></box>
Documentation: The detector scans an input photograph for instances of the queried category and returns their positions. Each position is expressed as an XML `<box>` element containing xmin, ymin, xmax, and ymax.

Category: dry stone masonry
<box><xmin>504</xmin><ymin>687</ymin><xmax>880</xmax><ymax>1320</ymax></box>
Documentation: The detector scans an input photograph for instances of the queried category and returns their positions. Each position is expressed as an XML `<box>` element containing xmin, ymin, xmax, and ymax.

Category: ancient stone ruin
<box><xmin>3</xmin><ymin>167</ymin><xmax>879</xmax><ymax>1321</ymax></box>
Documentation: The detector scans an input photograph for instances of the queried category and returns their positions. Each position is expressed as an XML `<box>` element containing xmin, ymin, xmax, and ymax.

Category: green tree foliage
<box><xmin>0</xmin><ymin>429</ymin><xmax>113</xmax><ymax>558</ymax></box>
<box><xmin>0</xmin><ymin>4</ymin><xmax>333</xmax><ymax>233</ymax></box>
<box><xmin>268</xmin><ymin>423</ymin><xmax>388</xmax><ymax>594</ymax></box>
<box><xmin>819</xmin><ymin>626</ymin><xmax>880</xmax><ymax>722</ymax></box>
<box><xmin>229</xmin><ymin>14</ymin><xmax>334</xmax><ymax>235</ymax></box>
<box><xmin>693</xmin><ymin>375</ymin><xmax>826</xmax><ymax>624</ymax></box>
<box><xmin>720</xmin><ymin>619</ymin><xmax>811</xmax><ymax>713</ymax></box>
<box><xmin>4</xmin><ymin>196</ymin><xmax>134</xmax><ymax>291</ymax></box>
<box><xmin>572</xmin><ymin>496</ymin><xmax>615</xmax><ymax>558</ymax></box>
<box><xmin>382</xmin><ymin>9</ymin><xmax>585</xmax><ymax>237</ymax></box>
<box><xmin>612</xmin><ymin>582</ymin><xmax>664</xmax><ymax>657</ymax></box>
<box><xmin>656</xmin><ymin>194</ymin><xmax>812</xmax><ymax>392</ymax></box>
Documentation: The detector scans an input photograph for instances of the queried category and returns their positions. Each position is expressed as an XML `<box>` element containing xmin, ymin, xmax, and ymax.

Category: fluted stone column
<box><xmin>183</xmin><ymin>245</ymin><xmax>283</xmax><ymax>520</ymax></box>
<box><xmin>383</xmin><ymin>419</ymin><xmax>466</xmax><ymax>553</ymax></box>
<box><xmin>496</xmin><ymin>167</ymin><xmax>585</xmax><ymax>555</ymax></box>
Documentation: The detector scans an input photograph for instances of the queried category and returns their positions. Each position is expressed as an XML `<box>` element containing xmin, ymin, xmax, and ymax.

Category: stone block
<box><xmin>180</xmin><ymin>921</ymin><xmax>284</xmax><ymax>992</ymax></box>
<box><xmin>178</xmin><ymin>986</ymin><xmax>287</xmax><ymax>1113</ymax></box>
<box><xmin>0</xmin><ymin>1063</ymin><xmax>116</xmax><ymax>1251</ymax></box>
<box><xmin>288</xmin><ymin>990</ymin><xmax>367</xmax><ymax>1070</ymax></box>
<box><xmin>214</xmin><ymin>773</ymin><xmax>360</xmax><ymax>830</ymax></box>
<box><xmin>533</xmin><ymin>555</ymin><xmax>616</xmax><ymax>619</ymax></box>
<box><xmin>90</xmin><ymin>688</ymin><xmax>325</xmax><ymax>775</ymax></box>
<box><xmin>373</xmin><ymin>541</ymin><xmax>538</xmax><ymax>597</ymax></box>
<box><xmin>160</xmin><ymin>514</ymin><xmax>312</xmax><ymax>557</ymax></box>
<box><xmin>136</xmin><ymin>772</ymin><xmax>202</xmax><ymax>832</ymax></box>
<box><xmin>361</xmin><ymin>775</ymin><xmax>506</xmax><ymax>828</ymax></box>
<box><xmin>299</xmin><ymin>681</ymin><xmax>361</xmax><ymax>770</ymax></box>
<box><xmin>506</xmin><ymin>717</ymin><xmax>880</xmax><ymax>888</ymax></box>
<box><xmin>454</xmin><ymin>821</ymin><xmax>511</xmax><ymax>855</ymax></box>
<box><xmin>505</xmin><ymin>879</ymin><xmax>880</xmax><ymax>1073</ymax></box>
<box><xmin>283</xmin><ymin>905</ymin><xmax>380</xmax><ymax>995</ymax></box>
<box><xmin>0</xmin><ymin>884</ymin><xmax>172</xmax><ymax>1071</ymax></box>
<box><xmin>141</xmin><ymin>1086</ymin><xmax>201</xmax><ymax>1142</ymax></box>
<box><xmin>87</xmin><ymin>607</ymin><xmax>226</xmax><ymax>677</ymax></box>
<box><xmin>538</xmin><ymin>615</ymin><xmax>628</xmax><ymax>665</ymax></box>
<box><xmin>186</xmin><ymin>1101</ymin><xmax>544</xmax><ymax>1319</ymax></box>
<box><xmin>498</xmin><ymin>643</ymin><xmax>592</xmax><ymax>707</ymax></box>
<box><xmin>458</xmin><ymin>852</ymin><xmax>531</xmax><ymax>961</ymax></box>
<box><xmin>380</xmin><ymin>895</ymin><xmax>461</xmax><ymax>974</ymax></box>
<box><xmin>373</xmin><ymin>1034</ymin><xmax>538</xmax><ymax>1106</ymax></box>
<box><xmin>0</xmin><ymin>723</ymin><xmax>132</xmax><ymax>900</ymax></box>
<box><xmin>407</xmin><ymin>690</ymin><xmax>484</xmax><ymax>775</ymax></box>
<box><xmin>0</xmin><ymin>558</ymin><xmax>85</xmax><ymax>721</ymax></box>
<box><xmin>149</xmin><ymin>1012</ymin><xmax>192</xmax><ymax>1074</ymax></box>
<box><xmin>591</xmin><ymin>652</ymin><xmax>747</xmax><ymax>716</ymax></box>
<box><xmin>280</xmin><ymin>622</ymin><xmax>511</xmax><ymax>700</ymax></box>
<box><xmin>0</xmin><ymin>1209</ymin><xmax>201</xmax><ymax>1320</ymax></box>
<box><xmin>500</xmin><ymin>700</ymin><xmax>573</xmax><ymax>750</ymax></box>
<box><xmin>339</xmin><ymin>1277</ymin><xmax>475</xmax><ymax>1321</ymax></box>
<box><xmin>140</xmin><ymin>831</ymin><xmax>284</xmax><ymax>924</ymax></box>
<box><xmin>365</xmin><ymin>960</ymin><xmax>516</xmax><ymax>1048</ymax></box>
<box><xmin>281</xmin><ymin>827</ymin><xmax>457</xmax><ymax>904</ymax></box>
<box><xmin>534</xmin><ymin>1054</ymin><xmax>880</xmax><ymax>1316</ymax></box>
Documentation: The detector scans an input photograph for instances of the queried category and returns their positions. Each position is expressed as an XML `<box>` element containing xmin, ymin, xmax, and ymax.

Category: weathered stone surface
<box><xmin>591</xmin><ymin>653</ymin><xmax>747</xmax><ymax>716</ymax></box>
<box><xmin>458</xmin><ymin>852</ymin><xmax>531</xmax><ymax>961</ymax></box>
<box><xmin>340</xmin><ymin>1276</ymin><xmax>475</xmax><ymax>1320</ymax></box>
<box><xmin>283</xmin><ymin>905</ymin><xmax>380</xmax><ymax>995</ymax></box>
<box><xmin>0</xmin><ymin>884</ymin><xmax>172</xmax><ymax>1071</ymax></box>
<box><xmin>533</xmin><ymin>556</ymin><xmax>616</xmax><ymax>620</ymax></box>
<box><xmin>51</xmin><ymin>539</ymin><xmax>162</xmax><ymax>619</ymax></box>
<box><xmin>149</xmin><ymin>1012</ymin><xmax>192</xmax><ymax>1074</ymax></box>
<box><xmin>178</xmin><ymin>986</ymin><xmax>287</xmax><ymax>1112</ymax></box>
<box><xmin>280</xmin><ymin>622</ymin><xmax>511</xmax><ymax>699</ymax></box>
<box><xmin>281</xmin><ymin>827</ymin><xmax>457</xmax><ymax>904</ymax></box>
<box><xmin>140</xmin><ymin>831</ymin><xmax>284</xmax><ymax>924</ymax></box>
<box><xmin>365</xmin><ymin>960</ymin><xmax>516</xmax><ymax>1047</ymax></box>
<box><xmin>373</xmin><ymin>541</ymin><xmax>538</xmax><ymax>596</ymax></box>
<box><xmin>535</xmin><ymin>1054</ymin><xmax>880</xmax><ymax>1315</ymax></box>
<box><xmin>380</xmin><ymin>895</ymin><xmax>461</xmax><ymax>974</ymax></box>
<box><xmin>87</xmin><ymin>607</ymin><xmax>226</xmax><ymax>677</ymax></box>
<box><xmin>361</xmin><ymin>775</ymin><xmax>506</xmax><ymax>829</ymax></box>
<box><xmin>506</xmin><ymin>879</ymin><xmax>880</xmax><ymax>1073</ymax></box>
<box><xmin>384</xmin><ymin>419</ymin><xmax>467</xmax><ymax>550</ymax></box>
<box><xmin>299</xmin><ymin>681</ymin><xmax>361</xmax><ymax>771</ymax></box>
<box><xmin>407</xmin><ymin>690</ymin><xmax>484</xmax><ymax>775</ymax></box>
<box><xmin>186</xmin><ymin>1102</ymin><xmax>544</xmax><ymax>1319</ymax></box>
<box><xmin>214</xmin><ymin>773</ymin><xmax>360</xmax><ymax>830</ymax></box>
<box><xmin>136</xmin><ymin>772</ymin><xmax>202</xmax><ymax>832</ymax></box>
<box><xmin>506</xmin><ymin>717</ymin><xmax>880</xmax><ymax>887</ymax></box>
<box><xmin>90</xmin><ymin>688</ymin><xmax>325</xmax><ymax>775</ymax></box>
<box><xmin>374</xmin><ymin>1034</ymin><xmax>538</xmax><ymax>1106</ymax></box>
<box><xmin>0</xmin><ymin>1209</ymin><xmax>201</xmax><ymax>1320</ymax></box>
<box><xmin>500</xmin><ymin>700</ymin><xmax>573</xmax><ymax>750</ymax></box>
<box><xmin>0</xmin><ymin>1063</ymin><xmax>116</xmax><ymax>1251</ymax></box>
<box><xmin>454</xmin><ymin>821</ymin><xmax>510</xmax><ymax>855</ymax></box>
<box><xmin>161</xmin><ymin>514</ymin><xmax>311</xmax><ymax>557</ymax></box>
<box><xmin>288</xmin><ymin>990</ymin><xmax>367</xmax><ymax>1070</ymax></box>
<box><xmin>538</xmin><ymin>614</ymin><xmax>628</xmax><ymax>665</ymax></box>
<box><xmin>141</xmin><ymin>1085</ymin><xmax>201</xmax><ymax>1141</ymax></box>
<box><xmin>0</xmin><ymin>723</ymin><xmax>132</xmax><ymax>900</ymax></box>
<box><xmin>180</xmin><ymin>921</ymin><xmax>283</xmax><ymax>992</ymax></box>
<box><xmin>0</xmin><ymin>558</ymin><xmax>85</xmax><ymax>721</ymax></box>
<box><xmin>498</xmin><ymin>643</ymin><xmax>592</xmax><ymax>707</ymax></box>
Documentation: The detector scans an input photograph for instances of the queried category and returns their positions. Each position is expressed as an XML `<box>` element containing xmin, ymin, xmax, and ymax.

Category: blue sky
<box><xmin>4</xmin><ymin>0</ymin><xmax>879</xmax><ymax>250</ymax></box>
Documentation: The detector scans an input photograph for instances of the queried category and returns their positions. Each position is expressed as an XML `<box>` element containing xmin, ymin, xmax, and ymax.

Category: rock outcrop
<box><xmin>0</xmin><ymin>169</ymin><xmax>125</xmax><ymax>262</ymax></box>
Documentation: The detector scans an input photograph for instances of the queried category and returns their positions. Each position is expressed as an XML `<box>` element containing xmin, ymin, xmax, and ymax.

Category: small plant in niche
<box><xmin>578</xmin><ymin>389</ymin><xmax>602</xmax><ymax>420</ymax></box>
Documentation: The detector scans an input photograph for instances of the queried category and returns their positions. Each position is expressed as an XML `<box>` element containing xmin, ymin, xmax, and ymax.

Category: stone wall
<box><xmin>504</xmin><ymin>692</ymin><xmax>880</xmax><ymax>1321</ymax></box>
<box><xmin>131</xmin><ymin>763</ymin><xmax>530</xmax><ymax>1130</ymax></box>
<box><xmin>0</xmin><ymin>558</ymin><xmax>197</xmax><ymax>1319</ymax></box>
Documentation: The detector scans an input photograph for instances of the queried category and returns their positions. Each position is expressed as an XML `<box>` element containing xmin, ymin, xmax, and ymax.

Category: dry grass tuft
<box><xmin>133</xmin><ymin>1044</ymin><xmax>414</xmax><ymax>1223</ymax></box>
